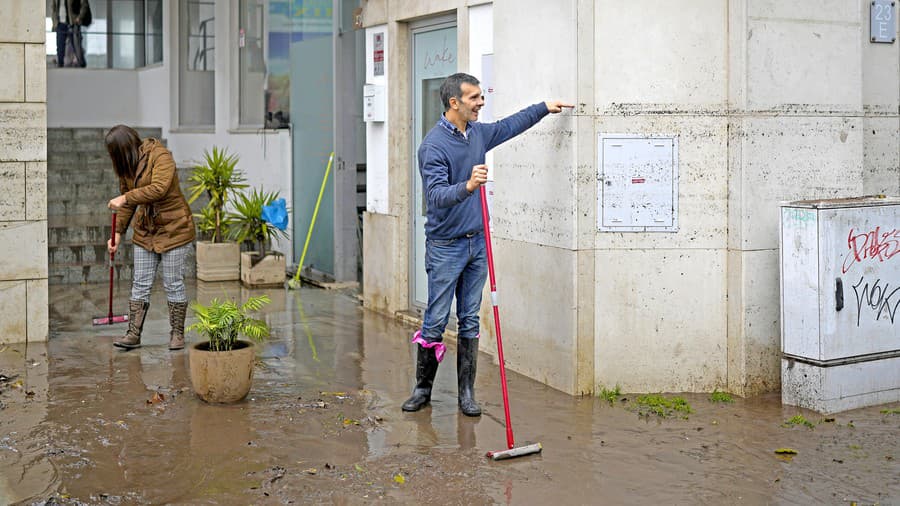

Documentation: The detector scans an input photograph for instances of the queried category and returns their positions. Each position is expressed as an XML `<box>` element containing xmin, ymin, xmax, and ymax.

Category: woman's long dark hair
<box><xmin>105</xmin><ymin>125</ymin><xmax>142</xmax><ymax>179</ymax></box>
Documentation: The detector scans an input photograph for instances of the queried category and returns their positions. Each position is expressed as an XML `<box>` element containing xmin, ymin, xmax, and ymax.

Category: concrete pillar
<box><xmin>0</xmin><ymin>0</ymin><xmax>48</xmax><ymax>344</ymax></box>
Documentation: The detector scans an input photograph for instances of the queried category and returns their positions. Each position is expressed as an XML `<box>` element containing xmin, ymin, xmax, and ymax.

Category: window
<box><xmin>45</xmin><ymin>0</ymin><xmax>164</xmax><ymax>69</ymax></box>
<box><xmin>238</xmin><ymin>0</ymin><xmax>266</xmax><ymax>126</ymax></box>
<box><xmin>185</xmin><ymin>0</ymin><xmax>215</xmax><ymax>71</ymax></box>
<box><xmin>178</xmin><ymin>0</ymin><xmax>215</xmax><ymax>127</ymax></box>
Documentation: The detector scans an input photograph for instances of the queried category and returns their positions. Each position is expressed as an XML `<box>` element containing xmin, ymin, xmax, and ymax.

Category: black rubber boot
<box><xmin>457</xmin><ymin>337</ymin><xmax>482</xmax><ymax>416</ymax></box>
<box><xmin>401</xmin><ymin>345</ymin><xmax>440</xmax><ymax>412</ymax></box>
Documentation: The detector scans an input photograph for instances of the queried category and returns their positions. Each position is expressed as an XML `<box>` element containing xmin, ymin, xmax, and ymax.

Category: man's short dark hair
<box><xmin>440</xmin><ymin>73</ymin><xmax>480</xmax><ymax>110</ymax></box>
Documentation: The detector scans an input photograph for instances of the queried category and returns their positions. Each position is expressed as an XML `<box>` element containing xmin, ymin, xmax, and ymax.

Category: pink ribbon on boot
<box><xmin>411</xmin><ymin>330</ymin><xmax>446</xmax><ymax>363</ymax></box>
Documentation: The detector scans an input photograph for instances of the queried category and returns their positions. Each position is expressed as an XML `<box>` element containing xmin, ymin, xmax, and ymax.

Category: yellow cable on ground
<box><xmin>289</xmin><ymin>151</ymin><xmax>334</xmax><ymax>288</ymax></box>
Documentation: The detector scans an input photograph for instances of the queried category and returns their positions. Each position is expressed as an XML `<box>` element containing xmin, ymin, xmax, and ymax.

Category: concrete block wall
<box><xmin>0</xmin><ymin>1</ymin><xmax>48</xmax><ymax>344</ymax></box>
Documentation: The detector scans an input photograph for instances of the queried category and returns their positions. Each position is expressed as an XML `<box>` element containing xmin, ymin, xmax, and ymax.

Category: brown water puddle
<box><xmin>1</xmin><ymin>282</ymin><xmax>898</xmax><ymax>505</ymax></box>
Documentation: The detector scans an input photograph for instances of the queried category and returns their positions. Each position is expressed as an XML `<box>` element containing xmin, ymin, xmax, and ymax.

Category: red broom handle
<box><xmin>108</xmin><ymin>212</ymin><xmax>117</xmax><ymax>321</ymax></box>
<box><xmin>479</xmin><ymin>186</ymin><xmax>515</xmax><ymax>450</ymax></box>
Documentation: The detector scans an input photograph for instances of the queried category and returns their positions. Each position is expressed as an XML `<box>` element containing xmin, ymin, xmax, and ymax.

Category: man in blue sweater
<box><xmin>402</xmin><ymin>72</ymin><xmax>572</xmax><ymax>416</ymax></box>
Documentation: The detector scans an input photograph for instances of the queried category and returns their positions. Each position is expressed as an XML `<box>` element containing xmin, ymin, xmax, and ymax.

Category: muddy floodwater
<box><xmin>1</xmin><ymin>281</ymin><xmax>898</xmax><ymax>505</ymax></box>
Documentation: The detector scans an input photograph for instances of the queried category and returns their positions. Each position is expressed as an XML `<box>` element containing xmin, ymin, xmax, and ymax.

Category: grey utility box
<box><xmin>780</xmin><ymin>196</ymin><xmax>900</xmax><ymax>413</ymax></box>
<box><xmin>597</xmin><ymin>134</ymin><xmax>678</xmax><ymax>232</ymax></box>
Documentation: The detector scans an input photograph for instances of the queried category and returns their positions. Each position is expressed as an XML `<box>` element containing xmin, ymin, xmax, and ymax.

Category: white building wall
<box><xmin>725</xmin><ymin>0</ymin><xmax>898</xmax><ymax>395</ymax></box>
<box><xmin>592</xmin><ymin>0</ymin><xmax>730</xmax><ymax>394</ymax></box>
<box><xmin>489</xmin><ymin>0</ymin><xmax>581</xmax><ymax>392</ymax></box>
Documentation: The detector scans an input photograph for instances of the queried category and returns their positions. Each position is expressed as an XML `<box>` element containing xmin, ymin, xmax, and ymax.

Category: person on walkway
<box><xmin>105</xmin><ymin>125</ymin><xmax>196</xmax><ymax>351</ymax></box>
<box><xmin>51</xmin><ymin>0</ymin><xmax>91</xmax><ymax>67</ymax></box>
<box><xmin>402</xmin><ymin>72</ymin><xmax>572</xmax><ymax>416</ymax></box>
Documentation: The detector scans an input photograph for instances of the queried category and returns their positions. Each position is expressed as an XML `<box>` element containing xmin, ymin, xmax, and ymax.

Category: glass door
<box><xmin>411</xmin><ymin>20</ymin><xmax>457</xmax><ymax>310</ymax></box>
<box><xmin>289</xmin><ymin>2</ymin><xmax>333</xmax><ymax>275</ymax></box>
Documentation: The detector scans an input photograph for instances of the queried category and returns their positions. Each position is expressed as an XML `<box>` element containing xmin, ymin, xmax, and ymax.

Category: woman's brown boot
<box><xmin>113</xmin><ymin>299</ymin><xmax>148</xmax><ymax>350</ymax></box>
<box><xmin>167</xmin><ymin>301</ymin><xmax>188</xmax><ymax>350</ymax></box>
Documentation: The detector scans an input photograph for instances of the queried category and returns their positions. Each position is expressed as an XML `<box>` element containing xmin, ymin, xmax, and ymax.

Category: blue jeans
<box><xmin>421</xmin><ymin>233</ymin><xmax>487</xmax><ymax>343</ymax></box>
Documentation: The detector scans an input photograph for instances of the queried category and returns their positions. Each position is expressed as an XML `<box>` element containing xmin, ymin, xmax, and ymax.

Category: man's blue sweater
<box><xmin>417</xmin><ymin>102</ymin><xmax>550</xmax><ymax>240</ymax></box>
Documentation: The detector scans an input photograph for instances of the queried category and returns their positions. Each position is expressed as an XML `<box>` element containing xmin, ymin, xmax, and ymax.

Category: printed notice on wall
<box><xmin>373</xmin><ymin>32</ymin><xmax>385</xmax><ymax>76</ymax></box>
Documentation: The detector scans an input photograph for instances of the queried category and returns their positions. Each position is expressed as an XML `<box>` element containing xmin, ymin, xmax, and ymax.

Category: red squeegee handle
<box><xmin>479</xmin><ymin>186</ymin><xmax>515</xmax><ymax>450</ymax></box>
<box><xmin>108</xmin><ymin>212</ymin><xmax>117</xmax><ymax>321</ymax></box>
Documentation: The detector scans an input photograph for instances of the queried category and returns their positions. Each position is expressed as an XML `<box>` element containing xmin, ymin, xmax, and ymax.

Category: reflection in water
<box><xmin>0</xmin><ymin>280</ymin><xmax>897</xmax><ymax>504</ymax></box>
<box><xmin>295</xmin><ymin>293</ymin><xmax>320</xmax><ymax>363</ymax></box>
<box><xmin>457</xmin><ymin>414</ymin><xmax>477</xmax><ymax>451</ymax></box>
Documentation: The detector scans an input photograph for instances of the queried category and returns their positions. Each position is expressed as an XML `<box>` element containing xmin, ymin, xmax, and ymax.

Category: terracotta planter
<box><xmin>240</xmin><ymin>251</ymin><xmax>286</xmax><ymax>287</ymax></box>
<box><xmin>189</xmin><ymin>340</ymin><xmax>256</xmax><ymax>403</ymax></box>
<box><xmin>196</xmin><ymin>241</ymin><xmax>241</xmax><ymax>281</ymax></box>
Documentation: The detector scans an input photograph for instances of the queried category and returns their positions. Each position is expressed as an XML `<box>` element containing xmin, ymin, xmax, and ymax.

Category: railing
<box><xmin>192</xmin><ymin>16</ymin><xmax>215</xmax><ymax>71</ymax></box>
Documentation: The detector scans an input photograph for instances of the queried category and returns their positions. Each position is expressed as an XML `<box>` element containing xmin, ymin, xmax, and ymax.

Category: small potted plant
<box><xmin>187</xmin><ymin>295</ymin><xmax>270</xmax><ymax>403</ymax></box>
<box><xmin>187</xmin><ymin>147</ymin><xmax>248</xmax><ymax>281</ymax></box>
<box><xmin>229</xmin><ymin>188</ymin><xmax>289</xmax><ymax>287</ymax></box>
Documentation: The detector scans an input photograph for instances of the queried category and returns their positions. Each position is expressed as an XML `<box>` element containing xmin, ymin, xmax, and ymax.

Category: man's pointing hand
<box><xmin>545</xmin><ymin>101</ymin><xmax>575</xmax><ymax>114</ymax></box>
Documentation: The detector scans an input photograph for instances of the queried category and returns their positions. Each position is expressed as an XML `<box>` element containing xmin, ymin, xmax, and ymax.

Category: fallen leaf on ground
<box><xmin>393</xmin><ymin>473</ymin><xmax>406</xmax><ymax>484</ymax></box>
<box><xmin>302</xmin><ymin>468</ymin><xmax>317</xmax><ymax>475</ymax></box>
<box><xmin>354</xmin><ymin>464</ymin><xmax>365</xmax><ymax>472</ymax></box>
<box><xmin>774</xmin><ymin>448</ymin><xmax>797</xmax><ymax>454</ymax></box>
<box><xmin>11</xmin><ymin>380</ymin><xmax>24</xmax><ymax>389</ymax></box>
<box><xmin>267</xmin><ymin>466</ymin><xmax>286</xmax><ymax>483</ymax></box>
<box><xmin>147</xmin><ymin>392</ymin><xmax>165</xmax><ymax>404</ymax></box>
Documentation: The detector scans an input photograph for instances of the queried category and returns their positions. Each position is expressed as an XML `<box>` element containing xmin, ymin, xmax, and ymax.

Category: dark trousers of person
<box><xmin>56</xmin><ymin>22</ymin><xmax>86</xmax><ymax>67</ymax></box>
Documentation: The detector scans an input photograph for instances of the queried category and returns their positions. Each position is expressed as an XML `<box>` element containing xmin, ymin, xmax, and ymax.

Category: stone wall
<box><xmin>0</xmin><ymin>1</ymin><xmax>48</xmax><ymax>344</ymax></box>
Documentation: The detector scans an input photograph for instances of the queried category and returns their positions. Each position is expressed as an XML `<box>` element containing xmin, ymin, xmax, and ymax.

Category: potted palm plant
<box><xmin>229</xmin><ymin>188</ymin><xmax>289</xmax><ymax>287</ymax></box>
<box><xmin>187</xmin><ymin>295</ymin><xmax>270</xmax><ymax>403</ymax></box>
<box><xmin>187</xmin><ymin>147</ymin><xmax>248</xmax><ymax>281</ymax></box>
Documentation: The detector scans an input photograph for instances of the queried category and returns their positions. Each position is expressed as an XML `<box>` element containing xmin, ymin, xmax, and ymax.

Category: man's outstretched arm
<box><xmin>484</xmin><ymin>100</ymin><xmax>574</xmax><ymax>150</ymax></box>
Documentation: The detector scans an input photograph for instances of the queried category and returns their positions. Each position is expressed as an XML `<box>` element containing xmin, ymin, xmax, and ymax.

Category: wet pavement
<box><xmin>1</xmin><ymin>279</ymin><xmax>899</xmax><ymax>505</ymax></box>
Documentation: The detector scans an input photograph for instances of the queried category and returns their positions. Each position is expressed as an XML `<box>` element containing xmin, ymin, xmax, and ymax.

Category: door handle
<box><xmin>835</xmin><ymin>277</ymin><xmax>843</xmax><ymax>311</ymax></box>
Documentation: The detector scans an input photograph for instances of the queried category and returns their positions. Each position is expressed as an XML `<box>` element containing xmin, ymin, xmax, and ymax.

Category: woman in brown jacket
<box><xmin>105</xmin><ymin>125</ymin><xmax>196</xmax><ymax>351</ymax></box>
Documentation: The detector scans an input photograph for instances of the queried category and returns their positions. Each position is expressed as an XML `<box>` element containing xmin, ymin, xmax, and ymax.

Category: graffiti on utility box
<box><xmin>842</xmin><ymin>226</ymin><xmax>900</xmax><ymax>274</ymax></box>
<box><xmin>852</xmin><ymin>276</ymin><xmax>900</xmax><ymax>327</ymax></box>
